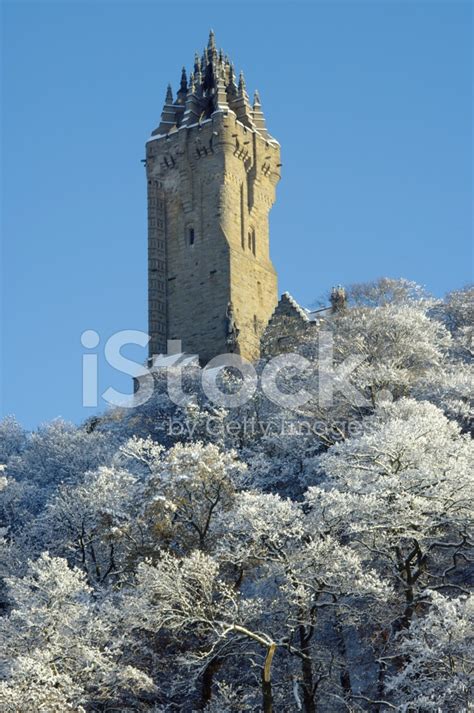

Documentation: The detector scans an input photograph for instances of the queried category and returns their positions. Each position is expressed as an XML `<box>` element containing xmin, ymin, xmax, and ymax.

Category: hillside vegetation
<box><xmin>1</xmin><ymin>280</ymin><xmax>473</xmax><ymax>712</ymax></box>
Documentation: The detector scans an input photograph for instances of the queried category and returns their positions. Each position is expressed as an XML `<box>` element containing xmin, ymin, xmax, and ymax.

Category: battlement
<box><xmin>147</xmin><ymin>109</ymin><xmax>281</xmax><ymax>190</ymax></box>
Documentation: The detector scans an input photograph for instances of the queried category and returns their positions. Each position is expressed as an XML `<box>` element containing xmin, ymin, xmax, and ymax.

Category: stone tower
<box><xmin>146</xmin><ymin>31</ymin><xmax>281</xmax><ymax>364</ymax></box>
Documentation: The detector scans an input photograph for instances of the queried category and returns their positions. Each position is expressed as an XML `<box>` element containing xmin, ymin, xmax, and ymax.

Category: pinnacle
<box><xmin>208</xmin><ymin>29</ymin><xmax>216</xmax><ymax>49</ymax></box>
<box><xmin>253</xmin><ymin>90</ymin><xmax>261</xmax><ymax>106</ymax></box>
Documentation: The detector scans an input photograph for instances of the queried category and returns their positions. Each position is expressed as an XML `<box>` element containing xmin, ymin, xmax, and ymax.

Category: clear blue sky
<box><xmin>1</xmin><ymin>0</ymin><xmax>472</xmax><ymax>429</ymax></box>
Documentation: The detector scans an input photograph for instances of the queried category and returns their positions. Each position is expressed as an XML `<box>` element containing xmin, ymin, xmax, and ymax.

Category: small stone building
<box><xmin>261</xmin><ymin>287</ymin><xmax>347</xmax><ymax>357</ymax></box>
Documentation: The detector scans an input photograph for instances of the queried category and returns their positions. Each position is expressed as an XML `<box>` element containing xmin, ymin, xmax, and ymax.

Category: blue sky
<box><xmin>1</xmin><ymin>0</ymin><xmax>472</xmax><ymax>429</ymax></box>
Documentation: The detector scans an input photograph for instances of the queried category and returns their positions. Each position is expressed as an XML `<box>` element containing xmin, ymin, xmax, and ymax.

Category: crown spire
<box><xmin>175</xmin><ymin>66</ymin><xmax>188</xmax><ymax>106</ymax></box>
<box><xmin>194</xmin><ymin>52</ymin><xmax>201</xmax><ymax>74</ymax></box>
<box><xmin>150</xmin><ymin>32</ymin><xmax>275</xmax><ymax>139</ymax></box>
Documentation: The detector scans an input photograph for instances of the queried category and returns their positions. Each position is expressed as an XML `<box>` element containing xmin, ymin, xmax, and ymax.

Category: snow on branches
<box><xmin>0</xmin><ymin>280</ymin><xmax>472</xmax><ymax>711</ymax></box>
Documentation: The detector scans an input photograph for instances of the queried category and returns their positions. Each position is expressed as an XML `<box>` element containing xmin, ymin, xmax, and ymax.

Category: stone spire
<box><xmin>251</xmin><ymin>90</ymin><xmax>268</xmax><ymax>138</ymax></box>
<box><xmin>151</xmin><ymin>32</ymin><xmax>273</xmax><ymax>138</ymax></box>
<box><xmin>194</xmin><ymin>52</ymin><xmax>201</xmax><ymax>75</ymax></box>
<box><xmin>208</xmin><ymin>29</ymin><xmax>216</xmax><ymax>51</ymax></box>
<box><xmin>230</xmin><ymin>70</ymin><xmax>255</xmax><ymax>129</ymax></box>
<box><xmin>152</xmin><ymin>83</ymin><xmax>177</xmax><ymax>136</ymax></box>
<box><xmin>176</xmin><ymin>67</ymin><xmax>188</xmax><ymax>104</ymax></box>
<box><xmin>226</xmin><ymin>63</ymin><xmax>238</xmax><ymax>103</ymax></box>
<box><xmin>171</xmin><ymin>67</ymin><xmax>187</xmax><ymax>127</ymax></box>
<box><xmin>182</xmin><ymin>71</ymin><xmax>202</xmax><ymax>126</ymax></box>
<box><xmin>214</xmin><ymin>64</ymin><xmax>229</xmax><ymax>112</ymax></box>
<box><xmin>208</xmin><ymin>29</ymin><xmax>218</xmax><ymax>67</ymax></box>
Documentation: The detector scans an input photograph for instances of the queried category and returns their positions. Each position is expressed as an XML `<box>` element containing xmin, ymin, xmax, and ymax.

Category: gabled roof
<box><xmin>275</xmin><ymin>292</ymin><xmax>331</xmax><ymax>323</ymax></box>
<box><xmin>281</xmin><ymin>292</ymin><xmax>311</xmax><ymax>322</ymax></box>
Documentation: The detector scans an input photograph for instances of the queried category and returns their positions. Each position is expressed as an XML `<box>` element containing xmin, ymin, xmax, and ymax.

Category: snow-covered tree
<box><xmin>307</xmin><ymin>399</ymin><xmax>473</xmax><ymax>606</ymax></box>
<box><xmin>121</xmin><ymin>439</ymin><xmax>246</xmax><ymax>552</ymax></box>
<box><xmin>324</xmin><ymin>304</ymin><xmax>450</xmax><ymax>404</ymax></box>
<box><xmin>0</xmin><ymin>553</ymin><xmax>154</xmax><ymax>712</ymax></box>
<box><xmin>413</xmin><ymin>361</ymin><xmax>473</xmax><ymax>428</ymax></box>
<box><xmin>345</xmin><ymin>277</ymin><xmax>431</xmax><ymax>308</ymax></box>
<box><xmin>386</xmin><ymin>591</ymin><xmax>474</xmax><ymax>711</ymax></box>
<box><xmin>7</xmin><ymin>420</ymin><xmax>113</xmax><ymax>497</ymax></box>
<box><xmin>433</xmin><ymin>285</ymin><xmax>474</xmax><ymax>365</ymax></box>
<box><xmin>218</xmin><ymin>491</ymin><xmax>391</xmax><ymax>711</ymax></box>
<box><xmin>306</xmin><ymin>397</ymin><xmax>473</xmax><ymax>703</ymax></box>
<box><xmin>1</xmin><ymin>279</ymin><xmax>472</xmax><ymax>711</ymax></box>
<box><xmin>34</xmin><ymin>466</ymin><xmax>143</xmax><ymax>584</ymax></box>
<box><xmin>119</xmin><ymin>549</ymin><xmax>282</xmax><ymax>711</ymax></box>
<box><xmin>436</xmin><ymin>284</ymin><xmax>474</xmax><ymax>335</ymax></box>
<box><xmin>0</xmin><ymin>417</ymin><xmax>26</xmax><ymax>465</ymax></box>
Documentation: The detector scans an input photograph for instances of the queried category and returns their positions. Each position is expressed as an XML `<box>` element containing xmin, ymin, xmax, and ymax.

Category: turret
<box><xmin>330</xmin><ymin>285</ymin><xmax>347</xmax><ymax>313</ymax></box>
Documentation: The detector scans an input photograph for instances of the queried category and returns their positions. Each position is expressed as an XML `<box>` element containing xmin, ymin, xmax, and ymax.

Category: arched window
<box><xmin>188</xmin><ymin>227</ymin><xmax>195</xmax><ymax>246</ymax></box>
